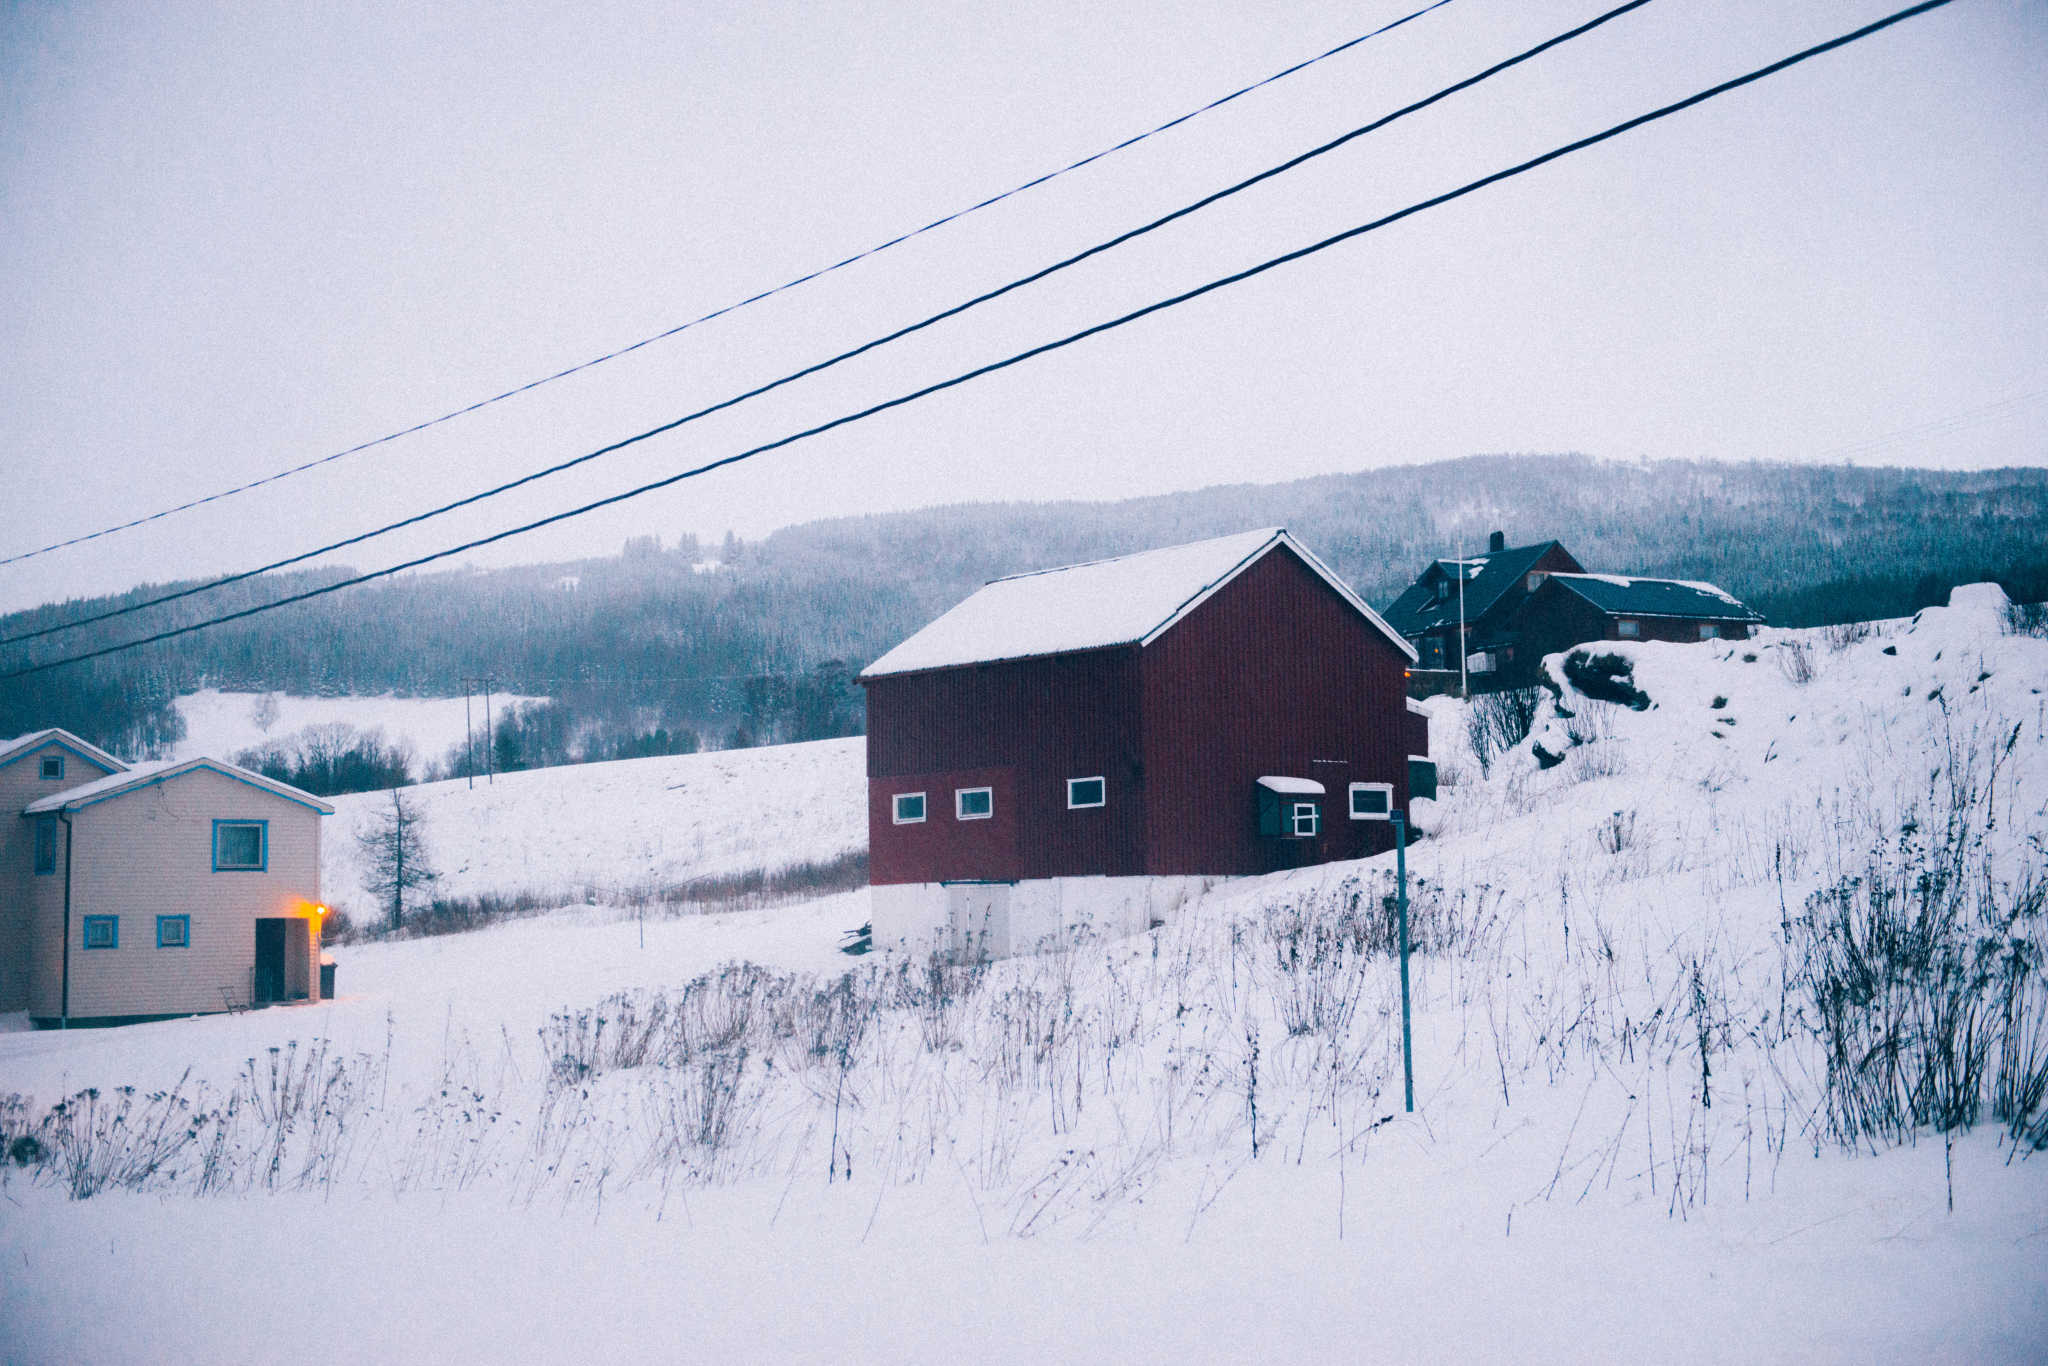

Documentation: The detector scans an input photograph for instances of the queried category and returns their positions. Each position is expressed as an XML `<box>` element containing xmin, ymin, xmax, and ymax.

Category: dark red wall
<box><xmin>863</xmin><ymin>544</ymin><xmax>1419</xmax><ymax>884</ymax></box>
<box><xmin>1139</xmin><ymin>546</ymin><xmax>1411</xmax><ymax>875</ymax></box>
<box><xmin>865</xmin><ymin>647</ymin><xmax>1146</xmax><ymax>885</ymax></box>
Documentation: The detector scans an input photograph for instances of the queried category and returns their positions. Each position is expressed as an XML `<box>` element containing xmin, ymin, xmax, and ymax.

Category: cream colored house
<box><xmin>4</xmin><ymin>731</ymin><xmax>333</xmax><ymax>1027</ymax></box>
<box><xmin>0</xmin><ymin>729</ymin><xmax>127</xmax><ymax>1014</ymax></box>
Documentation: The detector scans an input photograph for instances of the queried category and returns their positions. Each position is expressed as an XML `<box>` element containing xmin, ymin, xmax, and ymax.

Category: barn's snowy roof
<box><xmin>862</xmin><ymin>528</ymin><xmax>1416</xmax><ymax>678</ymax></box>
<box><xmin>24</xmin><ymin>756</ymin><xmax>336</xmax><ymax>815</ymax></box>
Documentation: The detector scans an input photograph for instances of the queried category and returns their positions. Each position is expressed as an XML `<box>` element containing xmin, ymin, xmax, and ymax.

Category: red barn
<box><xmin>859</xmin><ymin>528</ymin><xmax>1427</xmax><ymax>958</ymax></box>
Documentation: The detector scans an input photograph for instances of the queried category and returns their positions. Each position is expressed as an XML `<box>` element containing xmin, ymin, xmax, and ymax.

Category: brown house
<box><xmin>1506</xmin><ymin>574</ymin><xmax>1764</xmax><ymax>676</ymax></box>
<box><xmin>1378</xmin><ymin>531</ymin><xmax>1584</xmax><ymax>688</ymax></box>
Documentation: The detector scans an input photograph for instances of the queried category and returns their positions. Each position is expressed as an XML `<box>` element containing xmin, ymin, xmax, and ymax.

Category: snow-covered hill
<box><xmin>3</xmin><ymin>587</ymin><xmax>2044</xmax><ymax>1364</ymax></box>
<box><xmin>321</xmin><ymin>736</ymin><xmax>867</xmax><ymax>914</ymax></box>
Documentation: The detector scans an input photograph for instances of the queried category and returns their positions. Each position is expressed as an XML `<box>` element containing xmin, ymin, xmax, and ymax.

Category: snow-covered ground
<box><xmin>321</xmin><ymin>736</ymin><xmax>867</xmax><ymax>914</ymax></box>
<box><xmin>4</xmin><ymin>587</ymin><xmax>2046</xmax><ymax>1364</ymax></box>
<box><xmin>171</xmin><ymin>688</ymin><xmax>548</xmax><ymax>771</ymax></box>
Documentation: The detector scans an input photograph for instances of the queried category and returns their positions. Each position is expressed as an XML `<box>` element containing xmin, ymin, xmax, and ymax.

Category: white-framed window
<box><xmin>892</xmin><ymin>792</ymin><xmax>927</xmax><ymax>824</ymax></box>
<box><xmin>1350</xmin><ymin>782</ymin><xmax>1393</xmax><ymax>820</ymax></box>
<box><xmin>956</xmin><ymin>787</ymin><xmax>993</xmax><ymax>820</ymax></box>
<box><xmin>1699</xmin><ymin>623</ymin><xmax>1720</xmax><ymax>640</ymax></box>
<box><xmin>40</xmin><ymin>755</ymin><xmax>64</xmax><ymax>780</ymax></box>
<box><xmin>1290</xmin><ymin>801</ymin><xmax>1320</xmax><ymax>838</ymax></box>
<box><xmin>157</xmin><ymin>915</ymin><xmax>190</xmax><ymax>949</ymax></box>
<box><xmin>1617</xmin><ymin>620</ymin><xmax>1640</xmax><ymax>638</ymax></box>
<box><xmin>1066</xmin><ymin>776</ymin><xmax>1105</xmax><ymax>809</ymax></box>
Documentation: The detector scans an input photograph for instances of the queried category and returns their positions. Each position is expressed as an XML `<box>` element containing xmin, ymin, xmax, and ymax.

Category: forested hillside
<box><xmin>5</xmin><ymin>455</ymin><xmax>2044</xmax><ymax>764</ymax></box>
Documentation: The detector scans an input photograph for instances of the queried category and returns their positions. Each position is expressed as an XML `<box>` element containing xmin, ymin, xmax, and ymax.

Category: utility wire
<box><xmin>1818</xmin><ymin>386</ymin><xmax>2048</xmax><ymax>462</ymax></box>
<box><xmin>2</xmin><ymin>0</ymin><xmax>1654</xmax><ymax>649</ymax></box>
<box><xmin>0</xmin><ymin>0</ymin><xmax>1457</xmax><ymax>570</ymax></box>
<box><xmin>0</xmin><ymin>0</ymin><xmax>1954</xmax><ymax>681</ymax></box>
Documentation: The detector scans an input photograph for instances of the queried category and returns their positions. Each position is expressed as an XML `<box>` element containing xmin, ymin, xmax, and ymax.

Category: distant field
<box><xmin>171</xmin><ymin>688</ymin><xmax>548</xmax><ymax>772</ymax></box>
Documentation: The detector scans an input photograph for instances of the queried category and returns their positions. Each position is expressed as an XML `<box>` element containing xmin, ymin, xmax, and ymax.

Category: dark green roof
<box><xmin>1379</xmin><ymin>541</ymin><xmax>1565</xmax><ymax>638</ymax></box>
<box><xmin>1544</xmin><ymin>574</ymin><xmax>1763</xmax><ymax>622</ymax></box>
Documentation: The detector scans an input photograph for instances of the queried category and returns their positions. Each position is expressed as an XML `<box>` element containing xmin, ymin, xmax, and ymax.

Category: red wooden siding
<box><xmin>865</xmin><ymin>647</ymin><xmax>1147</xmax><ymax>884</ymax></box>
<box><xmin>1404</xmin><ymin>706</ymin><xmax>1430</xmax><ymax>757</ymax></box>
<box><xmin>1139</xmin><ymin>545</ymin><xmax>1409</xmax><ymax>875</ymax></box>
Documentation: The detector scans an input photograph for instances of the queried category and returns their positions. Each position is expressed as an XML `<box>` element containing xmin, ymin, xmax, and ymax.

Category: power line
<box><xmin>2</xmin><ymin>0</ymin><xmax>1656</xmax><ymax>649</ymax></box>
<box><xmin>1818</xmin><ymin>386</ymin><xmax>2048</xmax><ymax>462</ymax></box>
<box><xmin>0</xmin><ymin>0</ymin><xmax>1954</xmax><ymax>682</ymax></box>
<box><xmin>0</xmin><ymin>0</ymin><xmax>1458</xmax><ymax>570</ymax></box>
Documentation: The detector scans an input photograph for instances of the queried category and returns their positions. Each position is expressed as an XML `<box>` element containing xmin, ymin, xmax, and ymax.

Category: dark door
<box><xmin>254</xmin><ymin>919</ymin><xmax>288</xmax><ymax>1003</ymax></box>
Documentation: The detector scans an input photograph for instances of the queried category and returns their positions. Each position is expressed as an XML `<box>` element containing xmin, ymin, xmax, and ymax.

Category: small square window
<box><xmin>83</xmin><ymin>916</ymin><xmax>118</xmax><ymax>950</ymax></box>
<box><xmin>1617</xmin><ymin>620</ymin><xmax>1640</xmax><ymax>638</ymax></box>
<box><xmin>1699</xmin><ymin>623</ymin><xmax>1720</xmax><ymax>640</ymax></box>
<box><xmin>1290</xmin><ymin>802</ymin><xmax>1320</xmax><ymax>838</ymax></box>
<box><xmin>40</xmin><ymin>755</ymin><xmax>64</xmax><ymax>780</ymax></box>
<box><xmin>213</xmin><ymin>820</ymin><xmax>267</xmax><ymax>871</ymax></box>
<box><xmin>34</xmin><ymin>817</ymin><xmax>58</xmax><ymax>874</ymax></box>
<box><xmin>157</xmin><ymin>915</ymin><xmax>191</xmax><ymax>949</ymax></box>
<box><xmin>892</xmin><ymin>792</ymin><xmax>927</xmax><ymax>824</ymax></box>
<box><xmin>1350</xmin><ymin>783</ymin><xmax>1393</xmax><ymax>820</ymax></box>
<box><xmin>956</xmin><ymin>787</ymin><xmax>993</xmax><ymax>820</ymax></box>
<box><xmin>1066</xmin><ymin>777</ymin><xmax>1105</xmax><ymax>809</ymax></box>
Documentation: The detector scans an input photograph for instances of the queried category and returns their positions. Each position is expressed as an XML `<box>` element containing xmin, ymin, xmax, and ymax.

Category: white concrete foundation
<box><xmin>870</xmin><ymin>874</ymin><xmax>1220</xmax><ymax>962</ymax></box>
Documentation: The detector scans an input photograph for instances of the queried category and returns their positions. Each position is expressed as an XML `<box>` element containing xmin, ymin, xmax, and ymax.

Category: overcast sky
<box><xmin>2</xmin><ymin>0</ymin><xmax>2043</xmax><ymax>615</ymax></box>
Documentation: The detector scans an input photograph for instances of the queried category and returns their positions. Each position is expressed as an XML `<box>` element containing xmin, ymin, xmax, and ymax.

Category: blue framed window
<box><xmin>213</xmin><ymin>820</ymin><xmax>267</xmax><ymax>871</ymax></box>
<box><xmin>157</xmin><ymin>915</ymin><xmax>191</xmax><ymax>949</ymax></box>
<box><xmin>83</xmin><ymin>916</ymin><xmax>118</xmax><ymax>950</ymax></box>
<box><xmin>40</xmin><ymin>755</ymin><xmax>64</xmax><ymax>780</ymax></box>
<box><xmin>33</xmin><ymin>817</ymin><xmax>58</xmax><ymax>874</ymax></box>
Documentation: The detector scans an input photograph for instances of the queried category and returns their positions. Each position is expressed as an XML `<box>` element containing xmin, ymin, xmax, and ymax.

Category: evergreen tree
<box><xmin>356</xmin><ymin>790</ymin><xmax>436</xmax><ymax>931</ymax></box>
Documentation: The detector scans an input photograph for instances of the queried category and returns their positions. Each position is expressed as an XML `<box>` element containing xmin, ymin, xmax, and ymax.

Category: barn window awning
<box><xmin>1256</xmin><ymin>776</ymin><xmax>1325</xmax><ymax>795</ymax></box>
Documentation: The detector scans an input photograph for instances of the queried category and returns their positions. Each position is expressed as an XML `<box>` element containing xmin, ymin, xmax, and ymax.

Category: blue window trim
<box><xmin>82</xmin><ymin>915</ymin><xmax>118</xmax><ymax>950</ymax></box>
<box><xmin>40</xmin><ymin>754</ymin><xmax>64</xmax><ymax>780</ymax></box>
<box><xmin>157</xmin><ymin>914</ymin><xmax>191</xmax><ymax>949</ymax></box>
<box><xmin>33</xmin><ymin>816</ymin><xmax>58</xmax><ymax>875</ymax></box>
<box><xmin>212</xmin><ymin>819</ymin><xmax>268</xmax><ymax>872</ymax></box>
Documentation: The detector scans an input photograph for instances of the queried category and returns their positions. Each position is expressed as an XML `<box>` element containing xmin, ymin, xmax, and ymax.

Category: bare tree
<box><xmin>357</xmin><ymin>790</ymin><xmax>437</xmax><ymax>931</ymax></box>
<box><xmin>249</xmin><ymin>692</ymin><xmax>281</xmax><ymax>733</ymax></box>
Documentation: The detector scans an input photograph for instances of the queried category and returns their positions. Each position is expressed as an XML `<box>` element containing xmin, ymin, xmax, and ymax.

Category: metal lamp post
<box><xmin>1391</xmin><ymin>808</ymin><xmax>1413</xmax><ymax>1113</ymax></box>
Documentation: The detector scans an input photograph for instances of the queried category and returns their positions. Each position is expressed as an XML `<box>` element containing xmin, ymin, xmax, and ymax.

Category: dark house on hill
<box><xmin>1508</xmin><ymin>574</ymin><xmax>1764</xmax><ymax>674</ymax></box>
<box><xmin>1379</xmin><ymin>532</ymin><xmax>1584</xmax><ymax>683</ymax></box>
<box><xmin>859</xmin><ymin>528</ymin><xmax>1431</xmax><ymax>960</ymax></box>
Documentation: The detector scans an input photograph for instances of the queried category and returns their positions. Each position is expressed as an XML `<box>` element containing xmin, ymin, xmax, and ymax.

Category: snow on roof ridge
<box><xmin>1550</xmin><ymin>571</ymin><xmax>1743</xmax><ymax>604</ymax></box>
<box><xmin>23</xmin><ymin>754</ymin><xmax>335</xmax><ymax>815</ymax></box>
<box><xmin>0</xmin><ymin>727</ymin><xmax>130</xmax><ymax>773</ymax></box>
<box><xmin>986</xmin><ymin>526</ymin><xmax>1285</xmax><ymax>586</ymax></box>
<box><xmin>865</xmin><ymin>528</ymin><xmax>1414</xmax><ymax>677</ymax></box>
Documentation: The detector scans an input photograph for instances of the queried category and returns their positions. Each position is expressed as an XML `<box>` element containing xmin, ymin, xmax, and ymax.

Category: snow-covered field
<box><xmin>321</xmin><ymin>736</ymin><xmax>867</xmax><ymax>914</ymax></box>
<box><xmin>171</xmin><ymin>688</ymin><xmax>548</xmax><ymax>770</ymax></box>
<box><xmin>4</xmin><ymin>587</ymin><xmax>2046</xmax><ymax>1365</ymax></box>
